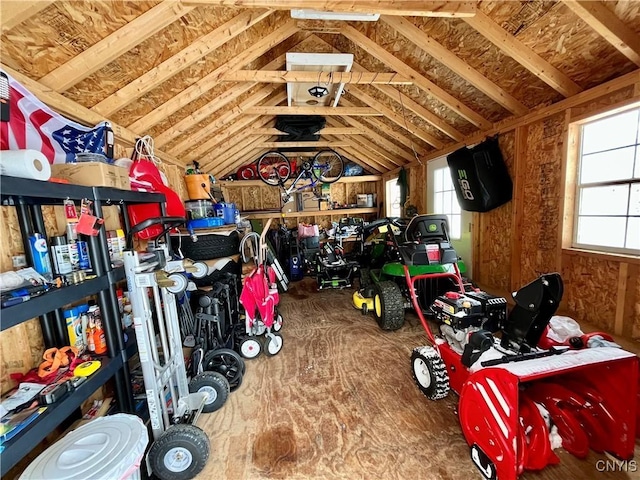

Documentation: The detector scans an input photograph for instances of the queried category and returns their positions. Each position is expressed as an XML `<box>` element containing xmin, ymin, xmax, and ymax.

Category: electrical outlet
<box><xmin>12</xmin><ymin>255</ymin><xmax>27</xmax><ymax>268</ymax></box>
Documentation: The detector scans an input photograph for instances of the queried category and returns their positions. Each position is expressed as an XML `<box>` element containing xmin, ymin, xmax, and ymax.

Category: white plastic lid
<box><xmin>20</xmin><ymin>414</ymin><xmax>149</xmax><ymax>480</ymax></box>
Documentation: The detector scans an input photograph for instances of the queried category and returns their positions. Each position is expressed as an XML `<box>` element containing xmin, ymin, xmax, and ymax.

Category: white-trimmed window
<box><xmin>433</xmin><ymin>167</ymin><xmax>462</xmax><ymax>239</ymax></box>
<box><xmin>385</xmin><ymin>178</ymin><xmax>402</xmax><ymax>217</ymax></box>
<box><xmin>574</xmin><ymin>107</ymin><xmax>640</xmax><ymax>254</ymax></box>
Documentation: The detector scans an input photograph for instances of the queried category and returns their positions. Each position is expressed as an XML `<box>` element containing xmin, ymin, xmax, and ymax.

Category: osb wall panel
<box><xmin>261</xmin><ymin>186</ymin><xmax>281</xmax><ymax>210</ymax></box>
<box><xmin>561</xmin><ymin>253</ymin><xmax>619</xmax><ymax>333</ymax></box>
<box><xmin>159</xmin><ymin>163</ymin><xmax>188</xmax><ymax>201</ymax></box>
<box><xmin>519</xmin><ymin>113</ymin><xmax>564</xmax><ymax>283</ymax></box>
<box><xmin>330</xmin><ymin>184</ymin><xmax>347</xmax><ymax>206</ymax></box>
<box><xmin>0</xmin><ymin>1</ymin><xmax>158</xmax><ymax>79</ymax></box>
<box><xmin>571</xmin><ymin>86</ymin><xmax>635</xmax><ymax>119</ymax></box>
<box><xmin>408</xmin><ymin>163</ymin><xmax>426</xmax><ymax>215</ymax></box>
<box><xmin>65</xmin><ymin>6</ymin><xmax>240</xmax><ymax>108</ymax></box>
<box><xmin>223</xmin><ymin>185</ymin><xmax>243</xmax><ymax>208</ymax></box>
<box><xmin>476</xmin><ymin>132</ymin><xmax>514</xmax><ymax>292</ymax></box>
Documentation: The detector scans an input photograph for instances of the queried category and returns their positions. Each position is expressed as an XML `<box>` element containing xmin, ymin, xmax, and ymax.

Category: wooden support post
<box><xmin>510</xmin><ymin>125</ymin><xmax>528</xmax><ymax>292</ymax></box>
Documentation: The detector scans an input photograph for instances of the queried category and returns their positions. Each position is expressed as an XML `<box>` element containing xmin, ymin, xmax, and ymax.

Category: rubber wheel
<box><xmin>373</xmin><ymin>281</ymin><xmax>405</xmax><ymax>330</ymax></box>
<box><xmin>311</xmin><ymin>150</ymin><xmax>344</xmax><ymax>183</ymax></box>
<box><xmin>202</xmin><ymin>348</ymin><xmax>245</xmax><ymax>392</ymax></box>
<box><xmin>361</xmin><ymin>303</ymin><xmax>368</xmax><ymax>315</ymax></box>
<box><xmin>264</xmin><ymin>333</ymin><xmax>283</xmax><ymax>356</ymax></box>
<box><xmin>240</xmin><ymin>337</ymin><xmax>262</xmax><ymax>359</ymax></box>
<box><xmin>273</xmin><ymin>312</ymin><xmax>283</xmax><ymax>332</ymax></box>
<box><xmin>148</xmin><ymin>424</ymin><xmax>210</xmax><ymax>480</ymax></box>
<box><xmin>172</xmin><ymin>231</ymin><xmax>240</xmax><ymax>261</ymax></box>
<box><xmin>411</xmin><ymin>346</ymin><xmax>450</xmax><ymax>400</ymax></box>
<box><xmin>189</xmin><ymin>371</ymin><xmax>229</xmax><ymax>413</ymax></box>
<box><xmin>257</xmin><ymin>151</ymin><xmax>291</xmax><ymax>186</ymax></box>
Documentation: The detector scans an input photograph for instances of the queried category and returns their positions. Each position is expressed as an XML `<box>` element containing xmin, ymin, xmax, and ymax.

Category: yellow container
<box><xmin>185</xmin><ymin>174</ymin><xmax>211</xmax><ymax>200</ymax></box>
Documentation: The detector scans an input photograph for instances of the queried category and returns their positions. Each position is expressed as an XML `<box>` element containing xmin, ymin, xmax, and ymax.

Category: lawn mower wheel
<box><xmin>373</xmin><ymin>281</ymin><xmax>405</xmax><ymax>330</ymax></box>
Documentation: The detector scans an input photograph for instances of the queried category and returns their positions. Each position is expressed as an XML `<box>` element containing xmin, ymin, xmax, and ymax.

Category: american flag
<box><xmin>0</xmin><ymin>70</ymin><xmax>112</xmax><ymax>164</ymax></box>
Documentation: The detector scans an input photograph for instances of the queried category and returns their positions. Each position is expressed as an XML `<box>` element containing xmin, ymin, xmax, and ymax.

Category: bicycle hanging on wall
<box><xmin>256</xmin><ymin>150</ymin><xmax>345</xmax><ymax>204</ymax></box>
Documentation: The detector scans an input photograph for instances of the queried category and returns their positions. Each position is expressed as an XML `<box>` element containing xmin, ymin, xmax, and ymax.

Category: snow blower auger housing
<box><xmin>410</xmin><ymin>272</ymin><xmax>638</xmax><ymax>480</ymax></box>
<box><xmin>353</xmin><ymin>215</ymin><xmax>469</xmax><ymax>330</ymax></box>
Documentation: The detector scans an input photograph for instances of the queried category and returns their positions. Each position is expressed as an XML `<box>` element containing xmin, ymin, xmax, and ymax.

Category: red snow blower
<box><xmin>409</xmin><ymin>264</ymin><xmax>637</xmax><ymax>478</ymax></box>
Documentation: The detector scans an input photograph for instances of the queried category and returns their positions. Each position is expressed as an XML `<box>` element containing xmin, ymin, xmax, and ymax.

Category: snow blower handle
<box><xmin>481</xmin><ymin>346</ymin><xmax>569</xmax><ymax>367</ymax></box>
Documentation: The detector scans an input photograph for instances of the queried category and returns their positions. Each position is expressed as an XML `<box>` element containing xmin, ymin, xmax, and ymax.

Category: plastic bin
<box><xmin>20</xmin><ymin>414</ymin><xmax>148</xmax><ymax>480</ymax></box>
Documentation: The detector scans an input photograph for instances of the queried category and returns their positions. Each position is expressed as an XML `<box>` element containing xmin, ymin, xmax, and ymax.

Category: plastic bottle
<box><xmin>93</xmin><ymin>319</ymin><xmax>107</xmax><ymax>355</ymax></box>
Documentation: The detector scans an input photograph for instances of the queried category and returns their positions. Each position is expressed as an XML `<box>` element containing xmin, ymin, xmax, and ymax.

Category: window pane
<box><xmin>443</xmin><ymin>190</ymin><xmax>453</xmax><ymax>215</ymax></box>
<box><xmin>635</xmin><ymin>146</ymin><xmax>640</xmax><ymax>179</ymax></box>
<box><xmin>582</xmin><ymin>110</ymin><xmax>639</xmax><ymax>154</ymax></box>
<box><xmin>434</xmin><ymin>168</ymin><xmax>443</xmax><ymax>192</ymax></box>
<box><xmin>449</xmin><ymin>214</ymin><xmax>461</xmax><ymax>240</ymax></box>
<box><xmin>443</xmin><ymin>168</ymin><xmax>453</xmax><ymax>190</ymax></box>
<box><xmin>452</xmin><ymin>195</ymin><xmax>462</xmax><ymax>214</ymax></box>
<box><xmin>579</xmin><ymin>185</ymin><xmax>629</xmax><ymax>215</ymax></box>
<box><xmin>580</xmin><ymin>146</ymin><xmax>635</xmax><ymax>184</ymax></box>
<box><xmin>434</xmin><ymin>192</ymin><xmax>443</xmax><ymax>213</ymax></box>
<box><xmin>630</xmin><ymin>183</ymin><xmax>640</xmax><ymax>216</ymax></box>
<box><xmin>577</xmin><ymin>216</ymin><xmax>626</xmax><ymax>248</ymax></box>
<box><xmin>626</xmin><ymin>217</ymin><xmax>640</xmax><ymax>250</ymax></box>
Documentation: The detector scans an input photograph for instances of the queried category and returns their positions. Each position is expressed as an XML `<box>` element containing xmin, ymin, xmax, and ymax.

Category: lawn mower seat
<box><xmin>500</xmin><ymin>273</ymin><xmax>564</xmax><ymax>353</ymax></box>
<box><xmin>400</xmin><ymin>215</ymin><xmax>458</xmax><ymax>266</ymax></box>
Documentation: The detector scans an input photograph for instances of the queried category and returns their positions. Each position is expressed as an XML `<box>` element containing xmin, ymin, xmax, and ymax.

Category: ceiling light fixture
<box><xmin>308</xmin><ymin>85</ymin><xmax>329</xmax><ymax>98</ymax></box>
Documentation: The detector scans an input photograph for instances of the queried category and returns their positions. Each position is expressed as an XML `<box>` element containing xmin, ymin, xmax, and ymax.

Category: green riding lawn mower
<box><xmin>352</xmin><ymin>215</ymin><xmax>469</xmax><ymax>330</ymax></box>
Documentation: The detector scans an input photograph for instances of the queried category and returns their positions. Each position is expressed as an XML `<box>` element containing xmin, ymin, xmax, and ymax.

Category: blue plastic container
<box><xmin>214</xmin><ymin>202</ymin><xmax>239</xmax><ymax>225</ymax></box>
<box><xmin>187</xmin><ymin>217</ymin><xmax>224</xmax><ymax>229</ymax></box>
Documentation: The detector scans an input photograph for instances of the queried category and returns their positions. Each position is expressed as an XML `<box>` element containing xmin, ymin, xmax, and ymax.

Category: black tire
<box><xmin>411</xmin><ymin>346</ymin><xmax>450</xmax><ymax>400</ymax></box>
<box><xmin>257</xmin><ymin>151</ymin><xmax>291</xmax><ymax>186</ymax></box>
<box><xmin>373</xmin><ymin>281</ymin><xmax>405</xmax><ymax>330</ymax></box>
<box><xmin>172</xmin><ymin>231</ymin><xmax>240</xmax><ymax>261</ymax></box>
<box><xmin>148</xmin><ymin>424</ymin><xmax>210</xmax><ymax>480</ymax></box>
<box><xmin>264</xmin><ymin>333</ymin><xmax>283</xmax><ymax>356</ymax></box>
<box><xmin>189</xmin><ymin>371</ymin><xmax>229</xmax><ymax>413</ymax></box>
<box><xmin>311</xmin><ymin>150</ymin><xmax>344</xmax><ymax>184</ymax></box>
<box><xmin>202</xmin><ymin>348</ymin><xmax>245</xmax><ymax>392</ymax></box>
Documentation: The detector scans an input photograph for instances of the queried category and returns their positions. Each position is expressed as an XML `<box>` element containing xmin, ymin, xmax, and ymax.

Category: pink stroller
<box><xmin>239</xmin><ymin>219</ymin><xmax>284</xmax><ymax>358</ymax></box>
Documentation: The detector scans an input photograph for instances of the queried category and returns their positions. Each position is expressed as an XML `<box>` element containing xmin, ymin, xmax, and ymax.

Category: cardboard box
<box><xmin>298</xmin><ymin>191</ymin><xmax>320</xmax><ymax>211</ymax></box>
<box><xmin>51</xmin><ymin>162</ymin><xmax>131</xmax><ymax>190</ymax></box>
<box><xmin>282</xmin><ymin>193</ymin><xmax>299</xmax><ymax>213</ymax></box>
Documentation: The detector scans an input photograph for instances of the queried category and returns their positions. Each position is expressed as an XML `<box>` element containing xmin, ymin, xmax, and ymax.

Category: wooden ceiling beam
<box><xmin>126</xmin><ymin>20</ymin><xmax>300</xmax><ymax>133</ymax></box>
<box><xmin>39</xmin><ymin>2</ymin><xmax>195</xmax><ymax>92</ymax></box>
<box><xmin>208</xmin><ymin>134</ymin><xmax>271</xmax><ymax>176</ymax></box>
<box><xmin>342</xmin><ymin>25</ymin><xmax>492</xmax><ymax>130</ymax></box>
<box><xmin>180</xmin><ymin>1</ymin><xmax>477</xmax><ymax>17</ymax></box>
<box><xmin>328</xmin><ymin>116</ymin><xmax>417</xmax><ymax>163</ymax></box>
<box><xmin>339</xmin><ymin>134</ymin><xmax>402</xmax><ymax>169</ymax></box>
<box><xmin>359</xmin><ymin>116</ymin><xmax>428</xmax><ymax>156</ymax></box>
<box><xmin>222</xmin><ymin>70</ymin><xmax>410</xmax><ymax>84</ymax></box>
<box><xmin>251</xmin><ymin>127</ymin><xmax>361</xmax><ymax>135</ymax></box>
<box><xmin>258</xmin><ymin>141</ymin><xmax>350</xmax><ymax>148</ymax></box>
<box><xmin>334</xmin><ymin>145</ymin><xmax>384</xmax><ymax>175</ymax></box>
<box><xmin>463</xmin><ymin>10</ymin><xmax>583</xmax><ymax>97</ymax></box>
<box><xmin>0</xmin><ymin>64</ymin><xmax>183</xmax><ymax>166</ymax></box>
<box><xmin>245</xmin><ymin>106</ymin><xmax>382</xmax><ymax>115</ymax></box>
<box><xmin>171</xmin><ymin>87</ymin><xmax>284</xmax><ymax>157</ymax></box>
<box><xmin>381</xmin><ymin>16</ymin><xmax>528</xmax><ymax>116</ymax></box>
<box><xmin>218</xmin><ymin>149</ymin><xmax>264</xmax><ymax>178</ymax></box>
<box><xmin>1</xmin><ymin>1</ymin><xmax>54</xmax><ymax>32</ymax></box>
<box><xmin>347</xmin><ymin>85</ymin><xmax>444</xmax><ymax>149</ymax></box>
<box><xmin>91</xmin><ymin>9</ymin><xmax>273</xmax><ymax>116</ymax></box>
<box><xmin>562</xmin><ymin>0</ymin><xmax>640</xmax><ymax>67</ymax></box>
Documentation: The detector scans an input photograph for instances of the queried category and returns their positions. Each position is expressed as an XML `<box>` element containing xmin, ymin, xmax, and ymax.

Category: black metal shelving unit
<box><xmin>0</xmin><ymin>175</ymin><xmax>166</xmax><ymax>475</ymax></box>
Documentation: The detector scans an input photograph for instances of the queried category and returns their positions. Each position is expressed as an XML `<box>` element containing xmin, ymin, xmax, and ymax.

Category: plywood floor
<box><xmin>196</xmin><ymin>278</ymin><xmax>639</xmax><ymax>480</ymax></box>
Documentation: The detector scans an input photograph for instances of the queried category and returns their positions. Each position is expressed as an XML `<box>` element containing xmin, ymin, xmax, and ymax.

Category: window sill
<box><xmin>562</xmin><ymin>248</ymin><xmax>640</xmax><ymax>265</ymax></box>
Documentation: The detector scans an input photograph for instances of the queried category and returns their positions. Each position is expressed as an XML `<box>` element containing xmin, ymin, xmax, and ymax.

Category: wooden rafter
<box><xmin>335</xmin><ymin>145</ymin><xmax>384</xmax><ymax>174</ymax></box>
<box><xmin>341</xmin><ymin>25</ymin><xmax>492</xmax><ymax>130</ymax></box>
<box><xmin>346</xmin><ymin>86</ymin><xmax>444</xmax><ymax>150</ymax></box>
<box><xmin>258</xmin><ymin>141</ymin><xmax>350</xmax><ymax>148</ymax></box>
<box><xmin>187</xmin><ymin>92</ymin><xmax>287</xmax><ymax>161</ymax></box>
<box><xmin>126</xmin><ymin>20</ymin><xmax>300</xmax><ymax>133</ymax></box>
<box><xmin>328</xmin><ymin>116</ymin><xmax>417</xmax><ymax>163</ymax></box>
<box><xmin>39</xmin><ymin>2</ymin><xmax>195</xmax><ymax>92</ymax></box>
<box><xmin>562</xmin><ymin>0</ymin><xmax>640</xmax><ymax>67</ymax></box>
<box><xmin>339</xmin><ymin>134</ymin><xmax>402</xmax><ymax>169</ymax></box>
<box><xmin>1</xmin><ymin>1</ymin><xmax>54</xmax><ymax>32</ymax></box>
<box><xmin>207</xmin><ymin>120</ymin><xmax>274</xmax><ymax>173</ymax></box>
<box><xmin>221</xmin><ymin>71</ymin><xmax>410</xmax><ymax>84</ymax></box>
<box><xmin>245</xmin><ymin>106</ymin><xmax>382</xmax><ymax>116</ymax></box>
<box><xmin>463</xmin><ymin>10</ymin><xmax>583</xmax><ymax>97</ymax></box>
<box><xmin>91</xmin><ymin>9</ymin><xmax>273</xmax><ymax>116</ymax></box>
<box><xmin>251</xmin><ymin>127</ymin><xmax>361</xmax><ymax>135</ymax></box>
<box><xmin>197</xmin><ymin>115</ymin><xmax>263</xmax><ymax>161</ymax></box>
<box><xmin>171</xmin><ymin>87</ymin><xmax>283</xmax><ymax>157</ymax></box>
<box><xmin>218</xmin><ymin>149</ymin><xmax>263</xmax><ymax>177</ymax></box>
<box><xmin>0</xmin><ymin>64</ymin><xmax>183</xmax><ymax>166</ymax></box>
<box><xmin>180</xmin><ymin>1</ymin><xmax>477</xmax><ymax>17</ymax></box>
<box><xmin>381</xmin><ymin>16</ymin><xmax>528</xmax><ymax>116</ymax></box>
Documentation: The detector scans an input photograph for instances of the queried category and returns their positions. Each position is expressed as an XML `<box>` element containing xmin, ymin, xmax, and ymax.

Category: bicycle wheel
<box><xmin>257</xmin><ymin>151</ymin><xmax>291</xmax><ymax>186</ymax></box>
<box><xmin>311</xmin><ymin>150</ymin><xmax>344</xmax><ymax>184</ymax></box>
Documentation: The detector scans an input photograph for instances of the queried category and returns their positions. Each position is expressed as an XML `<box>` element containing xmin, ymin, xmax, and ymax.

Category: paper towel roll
<box><xmin>0</xmin><ymin>149</ymin><xmax>51</xmax><ymax>181</ymax></box>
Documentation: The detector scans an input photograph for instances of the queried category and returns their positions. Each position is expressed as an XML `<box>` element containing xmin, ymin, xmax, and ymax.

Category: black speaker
<box><xmin>446</xmin><ymin>136</ymin><xmax>512</xmax><ymax>212</ymax></box>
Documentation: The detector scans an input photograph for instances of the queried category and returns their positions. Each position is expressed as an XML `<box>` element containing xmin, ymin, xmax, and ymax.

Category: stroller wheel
<box><xmin>273</xmin><ymin>313</ymin><xmax>284</xmax><ymax>332</ymax></box>
<box><xmin>264</xmin><ymin>333</ymin><xmax>284</xmax><ymax>356</ymax></box>
<box><xmin>203</xmin><ymin>348</ymin><xmax>245</xmax><ymax>391</ymax></box>
<box><xmin>411</xmin><ymin>346</ymin><xmax>450</xmax><ymax>401</ymax></box>
<box><xmin>189</xmin><ymin>371</ymin><xmax>229</xmax><ymax>413</ymax></box>
<box><xmin>240</xmin><ymin>337</ymin><xmax>262</xmax><ymax>359</ymax></box>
